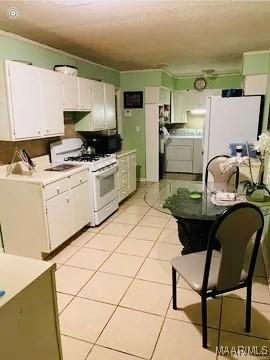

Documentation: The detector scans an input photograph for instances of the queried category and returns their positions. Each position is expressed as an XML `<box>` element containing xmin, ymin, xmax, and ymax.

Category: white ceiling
<box><xmin>0</xmin><ymin>0</ymin><xmax>270</xmax><ymax>75</ymax></box>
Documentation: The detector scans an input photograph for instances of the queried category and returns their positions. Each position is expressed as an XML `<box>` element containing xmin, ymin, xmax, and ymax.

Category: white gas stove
<box><xmin>50</xmin><ymin>138</ymin><xmax>119</xmax><ymax>226</ymax></box>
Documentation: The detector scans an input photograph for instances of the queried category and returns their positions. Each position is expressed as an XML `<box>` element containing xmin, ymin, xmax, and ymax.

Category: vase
<box><xmin>248</xmin><ymin>187</ymin><xmax>265</xmax><ymax>202</ymax></box>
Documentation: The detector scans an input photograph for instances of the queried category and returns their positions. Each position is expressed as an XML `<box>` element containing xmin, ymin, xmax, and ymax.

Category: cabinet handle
<box><xmin>46</xmin><ymin>129</ymin><xmax>49</xmax><ymax>133</ymax></box>
<box><xmin>66</xmin><ymin>198</ymin><xmax>70</xmax><ymax>203</ymax></box>
<box><xmin>38</xmin><ymin>131</ymin><xmax>41</xmax><ymax>134</ymax></box>
<box><xmin>80</xmin><ymin>178</ymin><xmax>83</xmax><ymax>183</ymax></box>
<box><xmin>56</xmin><ymin>187</ymin><xmax>60</xmax><ymax>194</ymax></box>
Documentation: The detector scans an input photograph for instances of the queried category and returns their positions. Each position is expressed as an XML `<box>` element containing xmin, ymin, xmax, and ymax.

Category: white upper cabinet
<box><xmin>39</xmin><ymin>68</ymin><xmax>64</xmax><ymax>137</ymax></box>
<box><xmin>75</xmin><ymin>81</ymin><xmax>116</xmax><ymax>131</ymax></box>
<box><xmin>63</xmin><ymin>75</ymin><xmax>79</xmax><ymax>111</ymax></box>
<box><xmin>92</xmin><ymin>80</ymin><xmax>106</xmax><ymax>130</ymax></box>
<box><xmin>105</xmin><ymin>83</ymin><xmax>116</xmax><ymax>129</ymax></box>
<box><xmin>0</xmin><ymin>60</ymin><xmax>65</xmax><ymax>141</ymax></box>
<box><xmin>244</xmin><ymin>74</ymin><xmax>268</xmax><ymax>95</ymax></box>
<box><xmin>173</xmin><ymin>92</ymin><xmax>187</xmax><ymax>123</ymax></box>
<box><xmin>5</xmin><ymin>60</ymin><xmax>42</xmax><ymax>140</ymax></box>
<box><xmin>78</xmin><ymin>77</ymin><xmax>92</xmax><ymax>111</ymax></box>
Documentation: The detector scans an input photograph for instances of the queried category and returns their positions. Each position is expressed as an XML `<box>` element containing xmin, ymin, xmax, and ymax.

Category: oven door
<box><xmin>92</xmin><ymin>164</ymin><xmax>118</xmax><ymax>211</ymax></box>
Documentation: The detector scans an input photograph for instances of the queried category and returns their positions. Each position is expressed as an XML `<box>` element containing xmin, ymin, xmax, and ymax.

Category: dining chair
<box><xmin>205</xmin><ymin>155</ymin><xmax>239</xmax><ymax>192</ymax></box>
<box><xmin>170</xmin><ymin>203</ymin><xmax>264</xmax><ymax>348</ymax></box>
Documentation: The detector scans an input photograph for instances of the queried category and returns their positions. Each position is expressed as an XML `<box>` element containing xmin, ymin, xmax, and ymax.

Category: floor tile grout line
<box><xmin>87</xmin><ymin>343</ymin><xmax>148</xmax><ymax>360</ymax></box>
<box><xmin>60</xmin><ymin>234</ymin><xmax>130</xmax><ymax>301</ymax></box>
<box><xmin>150</xmin><ymin>284</ymin><xmax>174</xmax><ymax>360</ymax></box>
<box><xmin>56</xmin><ymin>188</ymin><xmax>149</xmax><ymax>315</ymax></box>
<box><xmin>93</xmin><ymin>239</ymin><xmax>156</xmax><ymax>351</ymax></box>
<box><xmin>216</xmin><ymin>295</ymin><xmax>223</xmax><ymax>359</ymax></box>
<box><xmin>59</xmin><ymin>207</ymin><xmax>153</xmax><ymax>306</ymax></box>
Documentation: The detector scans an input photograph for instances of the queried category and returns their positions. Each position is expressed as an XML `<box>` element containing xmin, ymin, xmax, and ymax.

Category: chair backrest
<box><xmin>202</xmin><ymin>203</ymin><xmax>264</xmax><ymax>293</ymax></box>
<box><xmin>205</xmin><ymin>155</ymin><xmax>239</xmax><ymax>192</ymax></box>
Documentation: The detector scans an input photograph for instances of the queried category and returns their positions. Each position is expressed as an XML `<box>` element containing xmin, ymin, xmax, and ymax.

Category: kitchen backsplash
<box><xmin>0</xmin><ymin>113</ymin><xmax>81</xmax><ymax>165</ymax></box>
<box><xmin>166</xmin><ymin>113</ymin><xmax>204</xmax><ymax>130</ymax></box>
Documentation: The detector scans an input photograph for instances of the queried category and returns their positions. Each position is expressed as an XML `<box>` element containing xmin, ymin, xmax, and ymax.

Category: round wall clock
<box><xmin>194</xmin><ymin>77</ymin><xmax>207</xmax><ymax>91</ymax></box>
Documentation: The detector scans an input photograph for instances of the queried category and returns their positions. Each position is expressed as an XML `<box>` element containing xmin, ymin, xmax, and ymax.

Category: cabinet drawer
<box><xmin>167</xmin><ymin>138</ymin><xmax>193</xmax><ymax>146</ymax></box>
<box><xmin>119</xmin><ymin>186</ymin><xmax>128</xmax><ymax>202</ymax></box>
<box><xmin>44</xmin><ymin>178</ymin><xmax>69</xmax><ymax>200</ymax></box>
<box><xmin>166</xmin><ymin>145</ymin><xmax>193</xmax><ymax>161</ymax></box>
<box><xmin>166</xmin><ymin>160</ymin><xmax>193</xmax><ymax>173</ymax></box>
<box><xmin>70</xmin><ymin>170</ymin><xmax>89</xmax><ymax>188</ymax></box>
<box><xmin>118</xmin><ymin>157</ymin><xmax>128</xmax><ymax>168</ymax></box>
<box><xmin>118</xmin><ymin>166</ymin><xmax>128</xmax><ymax>177</ymax></box>
<box><xmin>118</xmin><ymin>174</ymin><xmax>128</xmax><ymax>190</ymax></box>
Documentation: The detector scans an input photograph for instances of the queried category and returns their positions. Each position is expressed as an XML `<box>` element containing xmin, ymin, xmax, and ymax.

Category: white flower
<box><xmin>254</xmin><ymin>133</ymin><xmax>270</xmax><ymax>154</ymax></box>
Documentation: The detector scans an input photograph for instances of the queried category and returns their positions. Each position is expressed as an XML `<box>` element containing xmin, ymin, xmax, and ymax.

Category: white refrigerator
<box><xmin>203</xmin><ymin>95</ymin><xmax>263</xmax><ymax>181</ymax></box>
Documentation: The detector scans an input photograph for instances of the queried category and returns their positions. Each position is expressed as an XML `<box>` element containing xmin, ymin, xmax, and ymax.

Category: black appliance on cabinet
<box><xmin>84</xmin><ymin>134</ymin><xmax>122</xmax><ymax>154</ymax></box>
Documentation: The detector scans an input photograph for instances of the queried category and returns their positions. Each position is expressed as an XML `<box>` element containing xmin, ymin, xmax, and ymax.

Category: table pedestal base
<box><xmin>175</xmin><ymin>218</ymin><xmax>220</xmax><ymax>255</ymax></box>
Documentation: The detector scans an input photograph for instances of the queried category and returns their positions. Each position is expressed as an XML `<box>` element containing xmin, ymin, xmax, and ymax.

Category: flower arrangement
<box><xmin>253</xmin><ymin>133</ymin><xmax>270</xmax><ymax>187</ymax></box>
<box><xmin>219</xmin><ymin>133</ymin><xmax>270</xmax><ymax>201</ymax></box>
<box><xmin>241</xmin><ymin>133</ymin><xmax>270</xmax><ymax>201</ymax></box>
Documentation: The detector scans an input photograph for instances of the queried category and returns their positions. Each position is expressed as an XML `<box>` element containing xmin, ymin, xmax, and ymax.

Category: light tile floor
<box><xmin>50</xmin><ymin>182</ymin><xmax>270</xmax><ymax>360</ymax></box>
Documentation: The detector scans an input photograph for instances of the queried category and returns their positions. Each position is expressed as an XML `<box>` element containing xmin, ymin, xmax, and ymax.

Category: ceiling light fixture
<box><xmin>202</xmin><ymin>69</ymin><xmax>215</xmax><ymax>77</ymax></box>
<box><xmin>190</xmin><ymin>109</ymin><xmax>206</xmax><ymax>115</ymax></box>
<box><xmin>56</xmin><ymin>0</ymin><xmax>100</xmax><ymax>6</ymax></box>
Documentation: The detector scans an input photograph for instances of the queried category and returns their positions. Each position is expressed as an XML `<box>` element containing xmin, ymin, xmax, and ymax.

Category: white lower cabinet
<box><xmin>117</xmin><ymin>150</ymin><xmax>137</xmax><ymax>202</ymax></box>
<box><xmin>0</xmin><ymin>254</ymin><xmax>62</xmax><ymax>360</ymax></box>
<box><xmin>128</xmin><ymin>153</ymin><xmax>137</xmax><ymax>194</ymax></box>
<box><xmin>46</xmin><ymin>191</ymin><xmax>73</xmax><ymax>251</ymax></box>
<box><xmin>0</xmin><ymin>169</ymin><xmax>91</xmax><ymax>259</ymax></box>
<box><xmin>165</xmin><ymin>137</ymin><xmax>203</xmax><ymax>174</ymax></box>
<box><xmin>193</xmin><ymin>138</ymin><xmax>203</xmax><ymax>173</ymax></box>
<box><xmin>72</xmin><ymin>181</ymin><xmax>91</xmax><ymax>233</ymax></box>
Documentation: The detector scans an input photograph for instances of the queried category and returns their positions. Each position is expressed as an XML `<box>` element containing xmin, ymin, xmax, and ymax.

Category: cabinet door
<box><xmin>92</xmin><ymin>81</ymin><xmax>106</xmax><ymax>130</ymax></box>
<box><xmin>7</xmin><ymin>61</ymin><xmax>42</xmax><ymax>139</ymax></box>
<box><xmin>193</xmin><ymin>139</ymin><xmax>203</xmax><ymax>173</ymax></box>
<box><xmin>72</xmin><ymin>182</ymin><xmax>91</xmax><ymax>233</ymax></box>
<box><xmin>173</xmin><ymin>93</ymin><xmax>187</xmax><ymax>123</ymax></box>
<box><xmin>105</xmin><ymin>83</ymin><xmax>116</xmax><ymax>129</ymax></box>
<box><xmin>128</xmin><ymin>153</ymin><xmax>137</xmax><ymax>194</ymax></box>
<box><xmin>46</xmin><ymin>191</ymin><xmax>73</xmax><ymax>251</ymax></box>
<box><xmin>63</xmin><ymin>75</ymin><xmax>79</xmax><ymax>110</ymax></box>
<box><xmin>244</xmin><ymin>74</ymin><xmax>268</xmax><ymax>95</ymax></box>
<box><xmin>39</xmin><ymin>68</ymin><xmax>64</xmax><ymax>137</ymax></box>
<box><xmin>78</xmin><ymin>77</ymin><xmax>92</xmax><ymax>110</ymax></box>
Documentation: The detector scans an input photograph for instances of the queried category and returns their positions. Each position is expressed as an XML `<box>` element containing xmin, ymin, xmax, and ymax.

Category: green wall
<box><xmin>242</xmin><ymin>52</ymin><xmax>270</xmax><ymax>133</ymax></box>
<box><xmin>161</xmin><ymin>71</ymin><xmax>177</xmax><ymax>89</ymax></box>
<box><xmin>121</xmin><ymin>70</ymin><xmax>242</xmax><ymax>179</ymax></box>
<box><xmin>176</xmin><ymin>74</ymin><xmax>242</xmax><ymax>90</ymax></box>
<box><xmin>0</xmin><ymin>33</ymin><xmax>120</xmax><ymax>86</ymax></box>
<box><xmin>120</xmin><ymin>71</ymin><xmax>161</xmax><ymax>179</ymax></box>
<box><xmin>120</xmin><ymin>70</ymin><xmax>175</xmax><ymax>178</ymax></box>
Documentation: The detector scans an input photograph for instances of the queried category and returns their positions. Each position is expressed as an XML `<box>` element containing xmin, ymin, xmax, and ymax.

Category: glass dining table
<box><xmin>144</xmin><ymin>179</ymin><xmax>270</xmax><ymax>255</ymax></box>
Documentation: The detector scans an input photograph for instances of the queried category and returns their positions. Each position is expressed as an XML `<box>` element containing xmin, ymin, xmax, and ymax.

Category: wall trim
<box><xmin>0</xmin><ymin>29</ymin><xmax>119</xmax><ymax>73</ymax></box>
<box><xmin>243</xmin><ymin>50</ymin><xmax>270</xmax><ymax>56</ymax></box>
<box><xmin>121</xmin><ymin>69</ymin><xmax>162</xmax><ymax>74</ymax></box>
<box><xmin>176</xmin><ymin>72</ymin><xmax>241</xmax><ymax>79</ymax></box>
<box><xmin>120</xmin><ymin>68</ymin><xmax>177</xmax><ymax>78</ymax></box>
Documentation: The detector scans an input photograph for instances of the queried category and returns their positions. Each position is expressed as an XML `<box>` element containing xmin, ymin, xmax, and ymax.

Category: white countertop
<box><xmin>0</xmin><ymin>253</ymin><xmax>54</xmax><ymax>308</ymax></box>
<box><xmin>0</xmin><ymin>155</ymin><xmax>89</xmax><ymax>186</ymax></box>
<box><xmin>168</xmin><ymin>135</ymin><xmax>202</xmax><ymax>139</ymax></box>
<box><xmin>116</xmin><ymin>149</ymin><xmax>137</xmax><ymax>158</ymax></box>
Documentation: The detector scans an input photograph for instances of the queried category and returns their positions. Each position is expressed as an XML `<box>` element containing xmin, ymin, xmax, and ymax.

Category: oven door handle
<box><xmin>95</xmin><ymin>165</ymin><xmax>118</xmax><ymax>179</ymax></box>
